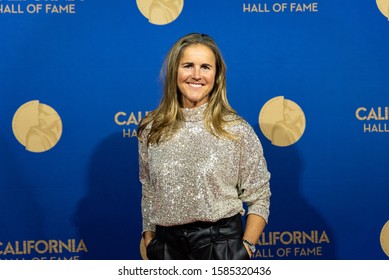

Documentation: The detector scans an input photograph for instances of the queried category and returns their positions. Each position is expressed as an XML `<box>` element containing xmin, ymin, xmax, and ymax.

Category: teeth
<box><xmin>189</xmin><ymin>83</ymin><xmax>202</xmax><ymax>88</ymax></box>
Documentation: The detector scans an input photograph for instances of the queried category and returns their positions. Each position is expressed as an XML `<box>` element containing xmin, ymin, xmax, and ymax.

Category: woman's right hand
<box><xmin>143</xmin><ymin>231</ymin><xmax>155</xmax><ymax>248</ymax></box>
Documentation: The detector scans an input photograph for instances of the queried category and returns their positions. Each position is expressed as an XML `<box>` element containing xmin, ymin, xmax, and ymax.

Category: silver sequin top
<box><xmin>138</xmin><ymin>103</ymin><xmax>271</xmax><ymax>233</ymax></box>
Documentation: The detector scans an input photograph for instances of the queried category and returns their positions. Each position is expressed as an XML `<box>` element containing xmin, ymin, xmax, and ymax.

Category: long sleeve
<box><xmin>138</xmin><ymin>134</ymin><xmax>156</xmax><ymax>233</ymax></box>
<box><xmin>237</xmin><ymin>123</ymin><xmax>271</xmax><ymax>223</ymax></box>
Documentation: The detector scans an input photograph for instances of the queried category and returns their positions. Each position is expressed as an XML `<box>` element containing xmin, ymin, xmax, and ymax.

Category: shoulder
<box><xmin>224</xmin><ymin>114</ymin><xmax>256</xmax><ymax>134</ymax></box>
<box><xmin>138</xmin><ymin>118</ymin><xmax>153</xmax><ymax>143</ymax></box>
<box><xmin>226</xmin><ymin>116</ymin><xmax>263</xmax><ymax>149</ymax></box>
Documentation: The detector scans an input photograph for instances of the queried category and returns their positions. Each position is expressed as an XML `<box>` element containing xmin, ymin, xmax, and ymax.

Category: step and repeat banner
<box><xmin>1</xmin><ymin>0</ymin><xmax>389</xmax><ymax>260</ymax></box>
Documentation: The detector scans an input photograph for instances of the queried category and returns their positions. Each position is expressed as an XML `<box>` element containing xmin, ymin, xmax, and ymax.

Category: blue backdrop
<box><xmin>1</xmin><ymin>0</ymin><xmax>389</xmax><ymax>260</ymax></box>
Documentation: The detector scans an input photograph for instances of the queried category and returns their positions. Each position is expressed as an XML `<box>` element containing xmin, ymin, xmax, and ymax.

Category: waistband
<box><xmin>155</xmin><ymin>213</ymin><xmax>243</xmax><ymax>251</ymax></box>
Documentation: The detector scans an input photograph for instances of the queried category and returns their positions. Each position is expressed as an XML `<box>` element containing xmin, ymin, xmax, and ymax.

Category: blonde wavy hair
<box><xmin>138</xmin><ymin>33</ymin><xmax>238</xmax><ymax>145</ymax></box>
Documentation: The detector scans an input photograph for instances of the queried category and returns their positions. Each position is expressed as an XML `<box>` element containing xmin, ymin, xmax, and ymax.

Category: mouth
<box><xmin>187</xmin><ymin>83</ymin><xmax>203</xmax><ymax>88</ymax></box>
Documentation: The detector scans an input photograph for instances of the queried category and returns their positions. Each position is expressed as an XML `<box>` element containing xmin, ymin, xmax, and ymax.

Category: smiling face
<box><xmin>177</xmin><ymin>44</ymin><xmax>216</xmax><ymax>108</ymax></box>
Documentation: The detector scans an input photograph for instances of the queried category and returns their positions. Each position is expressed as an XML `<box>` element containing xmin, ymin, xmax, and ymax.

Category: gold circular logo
<box><xmin>12</xmin><ymin>100</ymin><xmax>62</xmax><ymax>153</ymax></box>
<box><xmin>377</xmin><ymin>0</ymin><xmax>389</xmax><ymax>20</ymax></box>
<box><xmin>380</xmin><ymin>220</ymin><xmax>389</xmax><ymax>257</ymax></box>
<box><xmin>259</xmin><ymin>96</ymin><xmax>306</xmax><ymax>147</ymax></box>
<box><xmin>136</xmin><ymin>0</ymin><xmax>184</xmax><ymax>25</ymax></box>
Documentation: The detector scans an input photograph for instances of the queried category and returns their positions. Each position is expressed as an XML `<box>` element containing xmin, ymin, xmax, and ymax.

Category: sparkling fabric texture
<box><xmin>139</xmin><ymin>103</ymin><xmax>271</xmax><ymax>233</ymax></box>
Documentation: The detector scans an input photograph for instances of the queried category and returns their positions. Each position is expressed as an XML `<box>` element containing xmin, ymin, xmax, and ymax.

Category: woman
<box><xmin>138</xmin><ymin>33</ymin><xmax>271</xmax><ymax>260</ymax></box>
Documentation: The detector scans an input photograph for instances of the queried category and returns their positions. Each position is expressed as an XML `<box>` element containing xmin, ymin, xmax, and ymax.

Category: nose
<box><xmin>192</xmin><ymin>66</ymin><xmax>201</xmax><ymax>80</ymax></box>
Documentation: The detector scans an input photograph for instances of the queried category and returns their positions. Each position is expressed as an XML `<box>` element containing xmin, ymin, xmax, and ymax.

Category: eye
<box><xmin>201</xmin><ymin>64</ymin><xmax>212</xmax><ymax>70</ymax></box>
<box><xmin>182</xmin><ymin>63</ymin><xmax>193</xmax><ymax>69</ymax></box>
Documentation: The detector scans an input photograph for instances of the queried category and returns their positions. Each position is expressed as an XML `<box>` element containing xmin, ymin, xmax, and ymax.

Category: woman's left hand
<box><xmin>243</xmin><ymin>242</ymin><xmax>253</xmax><ymax>258</ymax></box>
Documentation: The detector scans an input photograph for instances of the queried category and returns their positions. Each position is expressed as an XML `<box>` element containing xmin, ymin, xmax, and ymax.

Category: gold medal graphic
<box><xmin>376</xmin><ymin>0</ymin><xmax>389</xmax><ymax>20</ymax></box>
<box><xmin>12</xmin><ymin>100</ymin><xmax>62</xmax><ymax>153</ymax></box>
<box><xmin>259</xmin><ymin>96</ymin><xmax>306</xmax><ymax>147</ymax></box>
<box><xmin>136</xmin><ymin>0</ymin><xmax>184</xmax><ymax>25</ymax></box>
<box><xmin>380</xmin><ymin>220</ymin><xmax>389</xmax><ymax>257</ymax></box>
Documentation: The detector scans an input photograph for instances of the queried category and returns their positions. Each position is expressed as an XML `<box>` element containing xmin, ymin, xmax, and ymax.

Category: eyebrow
<box><xmin>201</xmin><ymin>63</ymin><xmax>213</xmax><ymax>68</ymax></box>
<box><xmin>181</xmin><ymin>62</ymin><xmax>213</xmax><ymax>68</ymax></box>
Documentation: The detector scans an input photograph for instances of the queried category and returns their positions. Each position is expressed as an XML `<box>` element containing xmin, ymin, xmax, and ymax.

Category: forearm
<box><xmin>243</xmin><ymin>214</ymin><xmax>266</xmax><ymax>257</ymax></box>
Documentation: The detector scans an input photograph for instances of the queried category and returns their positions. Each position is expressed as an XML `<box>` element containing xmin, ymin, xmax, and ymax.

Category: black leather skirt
<box><xmin>146</xmin><ymin>213</ymin><xmax>250</xmax><ymax>260</ymax></box>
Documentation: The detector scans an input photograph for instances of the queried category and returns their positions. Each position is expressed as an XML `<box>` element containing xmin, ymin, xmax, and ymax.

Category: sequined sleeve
<box><xmin>237</xmin><ymin>121</ymin><xmax>271</xmax><ymax>223</ymax></box>
<box><xmin>138</xmin><ymin>128</ymin><xmax>156</xmax><ymax>233</ymax></box>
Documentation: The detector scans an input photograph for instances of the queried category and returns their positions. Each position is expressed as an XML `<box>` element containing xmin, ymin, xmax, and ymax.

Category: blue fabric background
<box><xmin>0</xmin><ymin>0</ymin><xmax>388</xmax><ymax>259</ymax></box>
